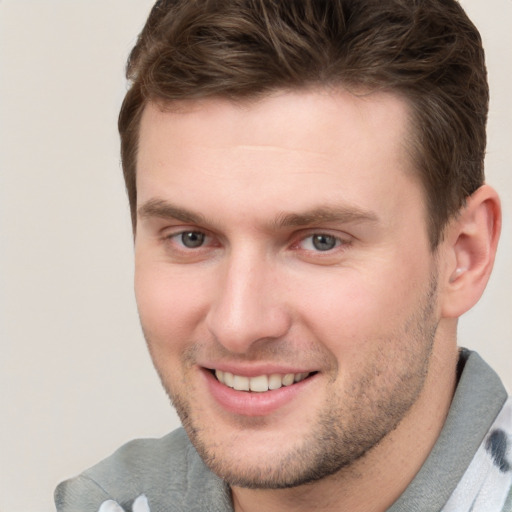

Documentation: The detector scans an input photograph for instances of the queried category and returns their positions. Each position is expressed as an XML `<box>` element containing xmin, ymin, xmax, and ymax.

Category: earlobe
<box><xmin>440</xmin><ymin>185</ymin><xmax>501</xmax><ymax>318</ymax></box>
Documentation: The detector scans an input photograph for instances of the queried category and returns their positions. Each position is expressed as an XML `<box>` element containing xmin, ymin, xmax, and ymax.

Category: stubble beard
<box><xmin>151</xmin><ymin>276</ymin><xmax>439</xmax><ymax>490</ymax></box>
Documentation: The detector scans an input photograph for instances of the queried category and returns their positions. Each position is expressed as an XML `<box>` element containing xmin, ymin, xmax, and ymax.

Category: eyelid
<box><xmin>161</xmin><ymin>223</ymin><xmax>206</xmax><ymax>237</ymax></box>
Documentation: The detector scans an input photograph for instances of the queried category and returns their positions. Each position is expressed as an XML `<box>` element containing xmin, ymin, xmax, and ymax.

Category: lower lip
<box><xmin>203</xmin><ymin>369</ymin><xmax>316</xmax><ymax>417</ymax></box>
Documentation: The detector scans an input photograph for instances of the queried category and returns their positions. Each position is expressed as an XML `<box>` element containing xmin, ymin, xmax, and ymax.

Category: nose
<box><xmin>205</xmin><ymin>249</ymin><xmax>291</xmax><ymax>354</ymax></box>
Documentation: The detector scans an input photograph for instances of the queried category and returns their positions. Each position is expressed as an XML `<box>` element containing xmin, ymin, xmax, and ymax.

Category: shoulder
<box><xmin>55</xmin><ymin>428</ymin><xmax>230</xmax><ymax>512</ymax></box>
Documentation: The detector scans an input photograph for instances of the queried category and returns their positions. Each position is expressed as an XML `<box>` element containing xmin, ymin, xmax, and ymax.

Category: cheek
<box><xmin>134</xmin><ymin>262</ymin><xmax>209</xmax><ymax>347</ymax></box>
<box><xmin>296</xmin><ymin>265</ymin><xmax>428</xmax><ymax>355</ymax></box>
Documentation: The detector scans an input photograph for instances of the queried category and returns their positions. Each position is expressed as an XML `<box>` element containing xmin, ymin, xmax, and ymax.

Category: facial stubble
<box><xmin>148</xmin><ymin>275</ymin><xmax>439</xmax><ymax>490</ymax></box>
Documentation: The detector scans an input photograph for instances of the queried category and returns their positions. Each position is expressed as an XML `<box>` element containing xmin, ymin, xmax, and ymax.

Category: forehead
<box><xmin>136</xmin><ymin>89</ymin><xmax>422</xmax><ymax>226</ymax></box>
<box><xmin>138</xmin><ymin>88</ymin><xmax>412</xmax><ymax>159</ymax></box>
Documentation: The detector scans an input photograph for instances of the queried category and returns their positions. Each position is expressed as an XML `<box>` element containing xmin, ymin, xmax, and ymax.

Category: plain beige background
<box><xmin>0</xmin><ymin>1</ymin><xmax>510</xmax><ymax>511</ymax></box>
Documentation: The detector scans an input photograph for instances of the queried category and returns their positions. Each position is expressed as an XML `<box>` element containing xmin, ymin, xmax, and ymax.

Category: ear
<box><xmin>440</xmin><ymin>184</ymin><xmax>501</xmax><ymax>318</ymax></box>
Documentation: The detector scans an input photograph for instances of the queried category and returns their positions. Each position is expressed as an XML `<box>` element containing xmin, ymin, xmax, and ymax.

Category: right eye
<box><xmin>162</xmin><ymin>229</ymin><xmax>220</xmax><ymax>260</ymax></box>
<box><xmin>177</xmin><ymin>231</ymin><xmax>206</xmax><ymax>249</ymax></box>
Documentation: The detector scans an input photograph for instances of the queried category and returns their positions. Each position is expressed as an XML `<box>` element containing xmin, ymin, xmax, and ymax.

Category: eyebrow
<box><xmin>273</xmin><ymin>206</ymin><xmax>379</xmax><ymax>229</ymax></box>
<box><xmin>138</xmin><ymin>198</ymin><xmax>379</xmax><ymax>229</ymax></box>
<box><xmin>138</xmin><ymin>199</ymin><xmax>207</xmax><ymax>225</ymax></box>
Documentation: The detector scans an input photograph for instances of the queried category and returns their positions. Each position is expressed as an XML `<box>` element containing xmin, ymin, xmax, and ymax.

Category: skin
<box><xmin>133</xmin><ymin>89</ymin><xmax>499</xmax><ymax>512</ymax></box>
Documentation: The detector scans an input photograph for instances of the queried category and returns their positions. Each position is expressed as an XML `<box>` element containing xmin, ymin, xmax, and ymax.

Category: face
<box><xmin>134</xmin><ymin>89</ymin><xmax>440</xmax><ymax>489</ymax></box>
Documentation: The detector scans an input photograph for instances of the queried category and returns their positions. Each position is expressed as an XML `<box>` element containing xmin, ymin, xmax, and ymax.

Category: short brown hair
<box><xmin>119</xmin><ymin>0</ymin><xmax>488</xmax><ymax>247</ymax></box>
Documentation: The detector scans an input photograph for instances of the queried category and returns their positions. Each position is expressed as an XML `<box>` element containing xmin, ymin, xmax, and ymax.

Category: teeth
<box><xmin>233</xmin><ymin>375</ymin><xmax>250</xmax><ymax>391</ymax></box>
<box><xmin>249</xmin><ymin>375</ymin><xmax>268</xmax><ymax>392</ymax></box>
<box><xmin>214</xmin><ymin>370</ymin><xmax>310</xmax><ymax>392</ymax></box>
<box><xmin>282</xmin><ymin>373</ymin><xmax>295</xmax><ymax>386</ymax></box>
<box><xmin>224</xmin><ymin>371</ymin><xmax>234</xmax><ymax>388</ymax></box>
<box><xmin>268</xmin><ymin>374</ymin><xmax>283</xmax><ymax>390</ymax></box>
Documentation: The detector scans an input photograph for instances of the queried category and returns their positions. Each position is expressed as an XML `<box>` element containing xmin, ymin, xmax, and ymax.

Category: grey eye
<box><xmin>312</xmin><ymin>234</ymin><xmax>337</xmax><ymax>251</ymax></box>
<box><xmin>181</xmin><ymin>231</ymin><xmax>205</xmax><ymax>248</ymax></box>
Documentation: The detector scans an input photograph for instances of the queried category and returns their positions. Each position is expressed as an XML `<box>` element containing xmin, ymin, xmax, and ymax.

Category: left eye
<box><xmin>178</xmin><ymin>231</ymin><xmax>206</xmax><ymax>248</ymax></box>
<box><xmin>301</xmin><ymin>234</ymin><xmax>341</xmax><ymax>252</ymax></box>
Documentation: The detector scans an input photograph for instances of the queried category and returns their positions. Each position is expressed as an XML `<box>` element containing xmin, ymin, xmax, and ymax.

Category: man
<box><xmin>55</xmin><ymin>0</ymin><xmax>510</xmax><ymax>511</ymax></box>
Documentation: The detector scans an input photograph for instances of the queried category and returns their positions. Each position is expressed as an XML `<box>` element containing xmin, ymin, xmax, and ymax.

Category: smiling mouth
<box><xmin>212</xmin><ymin>370</ymin><xmax>316</xmax><ymax>393</ymax></box>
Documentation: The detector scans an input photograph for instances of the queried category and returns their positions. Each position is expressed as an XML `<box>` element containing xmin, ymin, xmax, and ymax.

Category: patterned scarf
<box><xmin>441</xmin><ymin>398</ymin><xmax>512</xmax><ymax>512</ymax></box>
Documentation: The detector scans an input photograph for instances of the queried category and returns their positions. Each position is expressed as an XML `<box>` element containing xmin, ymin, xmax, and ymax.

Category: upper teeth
<box><xmin>214</xmin><ymin>370</ymin><xmax>310</xmax><ymax>392</ymax></box>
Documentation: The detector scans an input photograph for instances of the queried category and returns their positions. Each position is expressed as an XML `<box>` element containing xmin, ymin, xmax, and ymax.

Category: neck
<box><xmin>232</xmin><ymin>335</ymin><xmax>459</xmax><ymax>512</ymax></box>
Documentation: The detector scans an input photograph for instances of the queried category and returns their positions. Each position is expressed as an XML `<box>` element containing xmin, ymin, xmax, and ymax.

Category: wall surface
<box><xmin>0</xmin><ymin>1</ymin><xmax>510</xmax><ymax>511</ymax></box>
